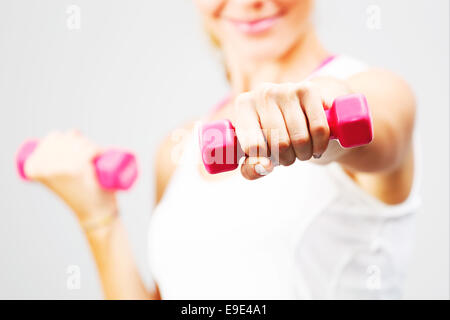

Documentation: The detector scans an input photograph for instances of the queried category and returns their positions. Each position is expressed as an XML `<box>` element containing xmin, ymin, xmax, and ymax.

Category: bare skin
<box><xmin>26</xmin><ymin>0</ymin><xmax>415</xmax><ymax>299</ymax></box>
<box><xmin>156</xmin><ymin>70</ymin><xmax>415</xmax><ymax>206</ymax></box>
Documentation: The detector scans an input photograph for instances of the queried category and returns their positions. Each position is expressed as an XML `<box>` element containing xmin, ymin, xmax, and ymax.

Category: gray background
<box><xmin>0</xmin><ymin>0</ymin><xmax>448</xmax><ymax>299</ymax></box>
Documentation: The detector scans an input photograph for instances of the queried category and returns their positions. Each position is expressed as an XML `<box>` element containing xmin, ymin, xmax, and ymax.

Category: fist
<box><xmin>25</xmin><ymin>130</ymin><xmax>116</xmax><ymax>221</ymax></box>
<box><xmin>232</xmin><ymin>78</ymin><xmax>352</xmax><ymax>180</ymax></box>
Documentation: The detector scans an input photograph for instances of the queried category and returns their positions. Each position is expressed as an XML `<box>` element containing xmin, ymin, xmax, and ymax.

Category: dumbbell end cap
<box><xmin>199</xmin><ymin>119</ymin><xmax>240</xmax><ymax>174</ymax></box>
<box><xmin>16</xmin><ymin>139</ymin><xmax>39</xmax><ymax>180</ymax></box>
<box><xmin>333</xmin><ymin>94</ymin><xmax>373</xmax><ymax>148</ymax></box>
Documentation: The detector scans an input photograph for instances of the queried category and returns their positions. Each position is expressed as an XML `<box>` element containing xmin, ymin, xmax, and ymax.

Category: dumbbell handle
<box><xmin>200</xmin><ymin>93</ymin><xmax>373</xmax><ymax>174</ymax></box>
<box><xmin>16</xmin><ymin>140</ymin><xmax>138</xmax><ymax>191</ymax></box>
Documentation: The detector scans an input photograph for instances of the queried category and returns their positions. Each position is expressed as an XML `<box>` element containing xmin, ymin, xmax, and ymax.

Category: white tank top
<box><xmin>148</xmin><ymin>55</ymin><xmax>422</xmax><ymax>299</ymax></box>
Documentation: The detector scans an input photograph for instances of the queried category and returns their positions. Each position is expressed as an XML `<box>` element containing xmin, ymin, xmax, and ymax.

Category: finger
<box><xmin>64</xmin><ymin>130</ymin><xmax>101</xmax><ymax>160</ymax></box>
<box><xmin>234</xmin><ymin>93</ymin><xmax>268</xmax><ymax>159</ymax></box>
<box><xmin>256</xmin><ymin>89</ymin><xmax>296</xmax><ymax>166</ymax></box>
<box><xmin>278</xmin><ymin>88</ymin><xmax>312</xmax><ymax>161</ymax></box>
<box><xmin>297</xmin><ymin>84</ymin><xmax>330</xmax><ymax>159</ymax></box>
<box><xmin>25</xmin><ymin>131</ymin><xmax>63</xmax><ymax>180</ymax></box>
<box><xmin>240</xmin><ymin>156</ymin><xmax>274</xmax><ymax>180</ymax></box>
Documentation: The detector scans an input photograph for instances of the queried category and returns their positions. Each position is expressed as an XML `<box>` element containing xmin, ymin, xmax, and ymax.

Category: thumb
<box><xmin>240</xmin><ymin>156</ymin><xmax>274</xmax><ymax>180</ymax></box>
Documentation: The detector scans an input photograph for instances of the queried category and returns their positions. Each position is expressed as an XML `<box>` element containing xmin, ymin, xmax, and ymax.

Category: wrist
<box><xmin>79</xmin><ymin>202</ymin><xmax>119</xmax><ymax>237</ymax></box>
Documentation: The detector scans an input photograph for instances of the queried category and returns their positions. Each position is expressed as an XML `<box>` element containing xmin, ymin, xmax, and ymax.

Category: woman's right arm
<box><xmin>25</xmin><ymin>130</ymin><xmax>159</xmax><ymax>300</ymax></box>
<box><xmin>85</xmin><ymin>214</ymin><xmax>159</xmax><ymax>299</ymax></box>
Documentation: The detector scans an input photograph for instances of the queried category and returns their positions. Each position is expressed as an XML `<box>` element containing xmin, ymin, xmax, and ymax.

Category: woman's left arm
<box><xmin>233</xmin><ymin>69</ymin><xmax>416</xmax><ymax>180</ymax></box>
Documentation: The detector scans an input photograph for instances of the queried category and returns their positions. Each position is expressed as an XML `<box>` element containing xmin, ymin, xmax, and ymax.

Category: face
<box><xmin>194</xmin><ymin>0</ymin><xmax>314</xmax><ymax>61</ymax></box>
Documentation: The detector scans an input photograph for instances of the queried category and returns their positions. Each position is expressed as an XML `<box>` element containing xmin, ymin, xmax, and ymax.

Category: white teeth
<box><xmin>255</xmin><ymin>164</ymin><xmax>269</xmax><ymax>176</ymax></box>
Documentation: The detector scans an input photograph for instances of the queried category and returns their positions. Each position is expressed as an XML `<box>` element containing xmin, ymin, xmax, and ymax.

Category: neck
<box><xmin>223</xmin><ymin>24</ymin><xmax>329</xmax><ymax>94</ymax></box>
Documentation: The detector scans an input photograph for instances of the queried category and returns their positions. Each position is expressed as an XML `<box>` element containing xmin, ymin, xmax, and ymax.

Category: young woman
<box><xmin>24</xmin><ymin>0</ymin><xmax>420</xmax><ymax>299</ymax></box>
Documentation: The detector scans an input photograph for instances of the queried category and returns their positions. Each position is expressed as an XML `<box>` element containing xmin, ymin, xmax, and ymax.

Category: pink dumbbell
<box><xmin>16</xmin><ymin>140</ymin><xmax>138</xmax><ymax>190</ymax></box>
<box><xmin>199</xmin><ymin>93</ymin><xmax>373</xmax><ymax>174</ymax></box>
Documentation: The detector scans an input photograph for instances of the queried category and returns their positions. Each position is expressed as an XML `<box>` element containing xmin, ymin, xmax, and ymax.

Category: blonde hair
<box><xmin>207</xmin><ymin>27</ymin><xmax>221</xmax><ymax>48</ymax></box>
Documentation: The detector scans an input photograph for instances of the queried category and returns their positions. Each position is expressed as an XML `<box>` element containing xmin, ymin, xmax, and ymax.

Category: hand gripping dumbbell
<box><xmin>199</xmin><ymin>93</ymin><xmax>373</xmax><ymax>174</ymax></box>
<box><xmin>16</xmin><ymin>140</ymin><xmax>138</xmax><ymax>190</ymax></box>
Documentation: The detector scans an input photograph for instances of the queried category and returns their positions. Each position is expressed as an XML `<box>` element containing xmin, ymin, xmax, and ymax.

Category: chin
<box><xmin>220</xmin><ymin>15</ymin><xmax>307</xmax><ymax>62</ymax></box>
<box><xmin>226</xmin><ymin>31</ymin><xmax>300</xmax><ymax>62</ymax></box>
<box><xmin>239</xmin><ymin>41</ymin><xmax>291</xmax><ymax>61</ymax></box>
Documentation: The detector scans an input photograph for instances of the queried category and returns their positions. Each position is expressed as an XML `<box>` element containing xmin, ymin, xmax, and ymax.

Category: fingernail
<box><xmin>255</xmin><ymin>164</ymin><xmax>270</xmax><ymax>176</ymax></box>
<box><xmin>313</xmin><ymin>153</ymin><xmax>322</xmax><ymax>159</ymax></box>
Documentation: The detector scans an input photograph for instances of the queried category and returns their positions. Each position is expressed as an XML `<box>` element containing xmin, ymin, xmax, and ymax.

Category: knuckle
<box><xmin>297</xmin><ymin>151</ymin><xmax>313</xmax><ymax>161</ymax></box>
<box><xmin>279</xmin><ymin>152</ymin><xmax>296</xmax><ymax>166</ymax></box>
<box><xmin>235</xmin><ymin>92</ymin><xmax>253</xmax><ymax>110</ymax></box>
<box><xmin>259</xmin><ymin>83</ymin><xmax>280</xmax><ymax>100</ymax></box>
<box><xmin>291</xmin><ymin>133</ymin><xmax>310</xmax><ymax>146</ymax></box>
<box><xmin>277</xmin><ymin>139</ymin><xmax>292</xmax><ymax>152</ymax></box>
<box><xmin>310</xmin><ymin>123</ymin><xmax>329</xmax><ymax>138</ymax></box>
<box><xmin>295</xmin><ymin>85</ymin><xmax>308</xmax><ymax>97</ymax></box>
<box><xmin>296</xmin><ymin>81</ymin><xmax>316</xmax><ymax>98</ymax></box>
<box><xmin>286</xmin><ymin>88</ymin><xmax>298</xmax><ymax>102</ymax></box>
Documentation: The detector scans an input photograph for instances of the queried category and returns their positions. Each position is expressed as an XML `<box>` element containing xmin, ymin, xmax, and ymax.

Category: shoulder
<box><xmin>345</xmin><ymin>69</ymin><xmax>417</xmax><ymax>203</ymax></box>
<box><xmin>348</xmin><ymin>68</ymin><xmax>414</xmax><ymax>95</ymax></box>
<box><xmin>154</xmin><ymin>121</ymin><xmax>197</xmax><ymax>205</ymax></box>
<box><xmin>323</xmin><ymin>54</ymin><xmax>415</xmax><ymax>107</ymax></box>
<box><xmin>320</xmin><ymin>54</ymin><xmax>416</xmax><ymax>123</ymax></box>
<box><xmin>348</xmin><ymin>68</ymin><xmax>416</xmax><ymax>121</ymax></box>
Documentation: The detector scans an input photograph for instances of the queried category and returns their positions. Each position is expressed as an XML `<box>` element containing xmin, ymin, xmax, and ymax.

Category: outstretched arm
<box><xmin>331</xmin><ymin>69</ymin><xmax>416</xmax><ymax>173</ymax></box>
<box><xmin>85</xmin><ymin>214</ymin><xmax>160</xmax><ymax>300</ymax></box>
<box><xmin>231</xmin><ymin>69</ymin><xmax>416</xmax><ymax>203</ymax></box>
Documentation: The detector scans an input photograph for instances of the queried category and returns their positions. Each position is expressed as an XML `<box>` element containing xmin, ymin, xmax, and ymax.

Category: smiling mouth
<box><xmin>225</xmin><ymin>14</ymin><xmax>282</xmax><ymax>35</ymax></box>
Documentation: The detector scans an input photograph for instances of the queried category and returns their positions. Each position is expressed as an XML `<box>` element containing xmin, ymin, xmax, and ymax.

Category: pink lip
<box><xmin>227</xmin><ymin>15</ymin><xmax>281</xmax><ymax>35</ymax></box>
